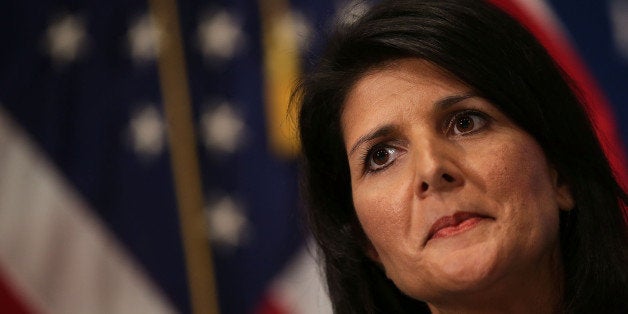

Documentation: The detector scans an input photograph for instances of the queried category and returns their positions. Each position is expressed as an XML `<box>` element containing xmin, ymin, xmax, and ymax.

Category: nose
<box><xmin>414</xmin><ymin>140</ymin><xmax>464</xmax><ymax>198</ymax></box>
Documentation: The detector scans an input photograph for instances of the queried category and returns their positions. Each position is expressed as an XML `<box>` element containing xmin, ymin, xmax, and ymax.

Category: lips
<box><xmin>427</xmin><ymin>212</ymin><xmax>491</xmax><ymax>241</ymax></box>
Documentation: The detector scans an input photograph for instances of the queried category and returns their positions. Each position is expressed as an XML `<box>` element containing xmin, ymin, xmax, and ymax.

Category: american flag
<box><xmin>0</xmin><ymin>0</ymin><xmax>625</xmax><ymax>313</ymax></box>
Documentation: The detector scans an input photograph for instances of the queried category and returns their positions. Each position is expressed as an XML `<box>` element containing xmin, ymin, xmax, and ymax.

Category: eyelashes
<box><xmin>361</xmin><ymin>144</ymin><xmax>402</xmax><ymax>172</ymax></box>
<box><xmin>360</xmin><ymin>110</ymin><xmax>490</xmax><ymax>174</ymax></box>
<box><xmin>444</xmin><ymin>109</ymin><xmax>490</xmax><ymax>136</ymax></box>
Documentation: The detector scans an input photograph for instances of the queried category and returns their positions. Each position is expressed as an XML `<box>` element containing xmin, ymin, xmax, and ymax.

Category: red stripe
<box><xmin>255</xmin><ymin>294</ymin><xmax>288</xmax><ymax>314</ymax></box>
<box><xmin>489</xmin><ymin>0</ymin><xmax>628</xmax><ymax>189</ymax></box>
<box><xmin>0</xmin><ymin>267</ymin><xmax>34</xmax><ymax>314</ymax></box>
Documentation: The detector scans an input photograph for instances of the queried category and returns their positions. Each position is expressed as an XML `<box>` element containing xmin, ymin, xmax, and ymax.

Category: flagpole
<box><xmin>259</xmin><ymin>0</ymin><xmax>301</xmax><ymax>158</ymax></box>
<box><xmin>147</xmin><ymin>0</ymin><xmax>219</xmax><ymax>313</ymax></box>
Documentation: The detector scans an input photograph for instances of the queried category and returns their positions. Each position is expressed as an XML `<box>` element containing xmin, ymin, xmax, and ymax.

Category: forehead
<box><xmin>341</xmin><ymin>59</ymin><xmax>468</xmax><ymax>137</ymax></box>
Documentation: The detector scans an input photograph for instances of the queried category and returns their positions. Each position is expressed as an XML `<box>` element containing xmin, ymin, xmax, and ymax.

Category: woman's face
<box><xmin>341</xmin><ymin>59</ymin><xmax>573</xmax><ymax>306</ymax></box>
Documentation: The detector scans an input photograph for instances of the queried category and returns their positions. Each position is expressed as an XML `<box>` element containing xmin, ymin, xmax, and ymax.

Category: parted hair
<box><xmin>295</xmin><ymin>0</ymin><xmax>628</xmax><ymax>313</ymax></box>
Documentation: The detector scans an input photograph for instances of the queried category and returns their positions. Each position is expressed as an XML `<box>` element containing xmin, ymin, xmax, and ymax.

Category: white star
<box><xmin>197</xmin><ymin>10</ymin><xmax>246</xmax><ymax>62</ymax></box>
<box><xmin>201</xmin><ymin>102</ymin><xmax>246</xmax><ymax>154</ymax></box>
<box><xmin>289</xmin><ymin>11</ymin><xmax>313</xmax><ymax>51</ymax></box>
<box><xmin>128</xmin><ymin>104</ymin><xmax>166</xmax><ymax>160</ymax></box>
<box><xmin>206</xmin><ymin>195</ymin><xmax>250</xmax><ymax>249</ymax></box>
<box><xmin>128</xmin><ymin>14</ymin><xmax>161</xmax><ymax>64</ymax></box>
<box><xmin>611</xmin><ymin>0</ymin><xmax>628</xmax><ymax>62</ymax></box>
<box><xmin>272</xmin><ymin>10</ymin><xmax>313</xmax><ymax>52</ymax></box>
<box><xmin>45</xmin><ymin>13</ymin><xmax>87</xmax><ymax>66</ymax></box>
<box><xmin>336</xmin><ymin>0</ymin><xmax>370</xmax><ymax>26</ymax></box>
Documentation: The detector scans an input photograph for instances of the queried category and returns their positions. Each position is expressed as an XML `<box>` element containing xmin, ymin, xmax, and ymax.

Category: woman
<box><xmin>296</xmin><ymin>0</ymin><xmax>628</xmax><ymax>313</ymax></box>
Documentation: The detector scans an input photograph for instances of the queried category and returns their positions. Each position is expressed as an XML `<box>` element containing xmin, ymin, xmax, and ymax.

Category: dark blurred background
<box><xmin>0</xmin><ymin>0</ymin><xmax>625</xmax><ymax>313</ymax></box>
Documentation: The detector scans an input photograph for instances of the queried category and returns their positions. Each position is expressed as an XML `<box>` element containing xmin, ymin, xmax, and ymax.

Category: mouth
<box><xmin>427</xmin><ymin>211</ymin><xmax>492</xmax><ymax>242</ymax></box>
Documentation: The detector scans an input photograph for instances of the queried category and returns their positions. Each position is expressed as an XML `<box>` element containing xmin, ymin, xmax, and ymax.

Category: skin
<box><xmin>341</xmin><ymin>59</ymin><xmax>574</xmax><ymax>313</ymax></box>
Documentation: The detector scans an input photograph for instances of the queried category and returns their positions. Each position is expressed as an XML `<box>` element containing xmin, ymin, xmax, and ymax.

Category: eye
<box><xmin>365</xmin><ymin>145</ymin><xmax>401</xmax><ymax>172</ymax></box>
<box><xmin>447</xmin><ymin>110</ymin><xmax>489</xmax><ymax>136</ymax></box>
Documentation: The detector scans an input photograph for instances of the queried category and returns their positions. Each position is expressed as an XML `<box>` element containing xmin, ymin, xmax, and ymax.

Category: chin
<box><xmin>433</xmin><ymin>228</ymin><xmax>501</xmax><ymax>280</ymax></box>
<box><xmin>400</xmin><ymin>239</ymin><xmax>505</xmax><ymax>301</ymax></box>
<box><xmin>437</xmin><ymin>252</ymin><xmax>501</xmax><ymax>290</ymax></box>
<box><xmin>446</xmin><ymin>246</ymin><xmax>500</xmax><ymax>287</ymax></box>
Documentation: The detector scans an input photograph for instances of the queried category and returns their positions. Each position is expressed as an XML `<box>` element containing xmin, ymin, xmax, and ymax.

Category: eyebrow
<box><xmin>433</xmin><ymin>93</ymin><xmax>477</xmax><ymax>110</ymax></box>
<box><xmin>347</xmin><ymin>93</ymin><xmax>477</xmax><ymax>157</ymax></box>
<box><xmin>348</xmin><ymin>124</ymin><xmax>397</xmax><ymax>157</ymax></box>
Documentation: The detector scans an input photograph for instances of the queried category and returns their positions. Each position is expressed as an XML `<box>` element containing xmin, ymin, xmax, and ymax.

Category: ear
<box><xmin>552</xmin><ymin>168</ymin><xmax>574</xmax><ymax>211</ymax></box>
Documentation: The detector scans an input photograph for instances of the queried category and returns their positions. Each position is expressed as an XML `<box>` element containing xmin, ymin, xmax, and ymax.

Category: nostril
<box><xmin>421</xmin><ymin>182</ymin><xmax>429</xmax><ymax>191</ymax></box>
<box><xmin>442</xmin><ymin>173</ymin><xmax>454</xmax><ymax>182</ymax></box>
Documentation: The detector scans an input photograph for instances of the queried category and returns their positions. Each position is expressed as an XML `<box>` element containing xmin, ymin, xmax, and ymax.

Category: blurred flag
<box><xmin>0</xmin><ymin>1</ymin><xmax>625</xmax><ymax>314</ymax></box>
<box><xmin>491</xmin><ymin>0</ymin><xmax>628</xmax><ymax>185</ymax></box>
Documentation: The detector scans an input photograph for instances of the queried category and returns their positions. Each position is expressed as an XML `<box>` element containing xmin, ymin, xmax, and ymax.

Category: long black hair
<box><xmin>296</xmin><ymin>0</ymin><xmax>628</xmax><ymax>313</ymax></box>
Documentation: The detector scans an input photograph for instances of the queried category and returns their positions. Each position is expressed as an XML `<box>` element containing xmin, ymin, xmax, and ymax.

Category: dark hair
<box><xmin>296</xmin><ymin>0</ymin><xmax>628</xmax><ymax>313</ymax></box>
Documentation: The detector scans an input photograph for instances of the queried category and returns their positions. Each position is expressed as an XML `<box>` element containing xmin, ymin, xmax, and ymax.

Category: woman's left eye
<box><xmin>447</xmin><ymin>111</ymin><xmax>489</xmax><ymax>136</ymax></box>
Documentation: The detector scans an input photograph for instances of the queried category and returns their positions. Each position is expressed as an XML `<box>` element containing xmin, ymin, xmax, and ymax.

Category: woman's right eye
<box><xmin>366</xmin><ymin>145</ymin><xmax>400</xmax><ymax>172</ymax></box>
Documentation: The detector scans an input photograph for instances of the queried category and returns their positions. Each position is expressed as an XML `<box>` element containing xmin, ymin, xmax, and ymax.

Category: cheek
<box><xmin>479</xmin><ymin>135</ymin><xmax>555</xmax><ymax>204</ymax></box>
<box><xmin>353</xmin><ymin>186</ymin><xmax>406</xmax><ymax>246</ymax></box>
<box><xmin>351</xmin><ymin>172</ymin><xmax>414</xmax><ymax>254</ymax></box>
<box><xmin>480</xmin><ymin>136</ymin><xmax>561</xmax><ymax>239</ymax></box>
